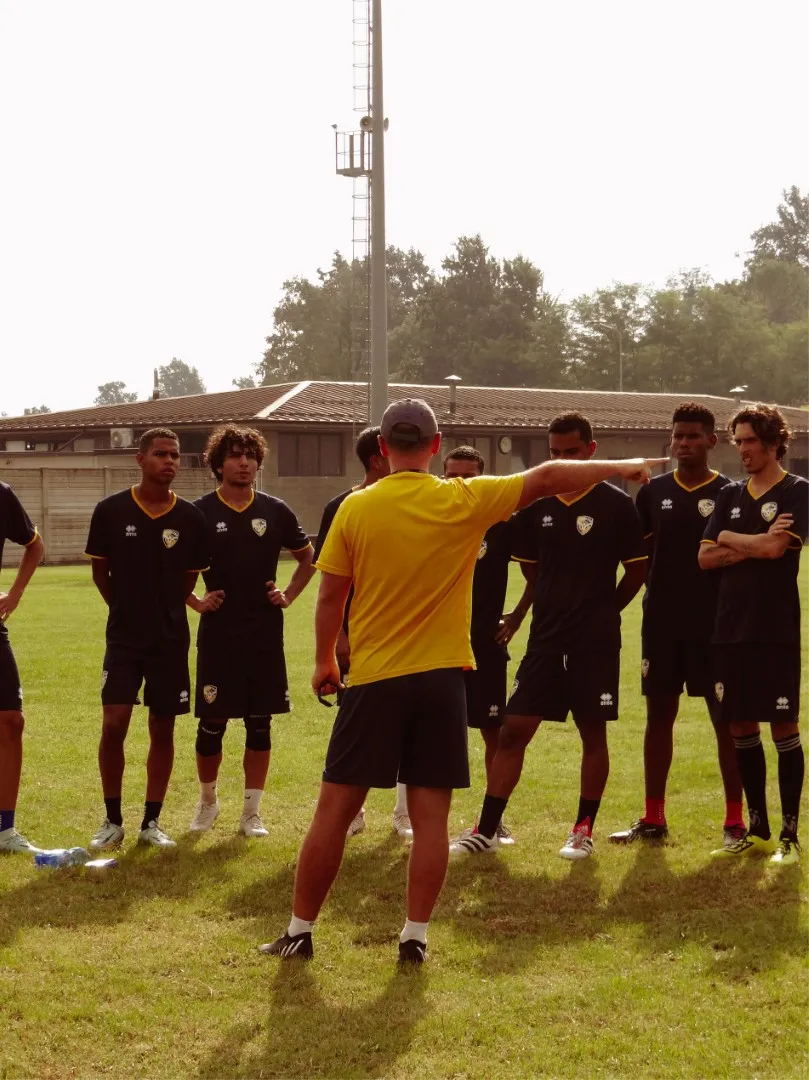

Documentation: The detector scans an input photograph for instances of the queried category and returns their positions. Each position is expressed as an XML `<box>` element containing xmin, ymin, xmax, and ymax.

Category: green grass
<box><xmin>0</xmin><ymin>565</ymin><xmax>807</xmax><ymax>1079</ymax></box>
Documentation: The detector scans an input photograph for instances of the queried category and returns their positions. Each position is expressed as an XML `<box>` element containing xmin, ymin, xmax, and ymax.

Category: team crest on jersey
<box><xmin>576</xmin><ymin>515</ymin><xmax>594</xmax><ymax>536</ymax></box>
<box><xmin>698</xmin><ymin>499</ymin><xmax>715</xmax><ymax>518</ymax></box>
<box><xmin>252</xmin><ymin>518</ymin><xmax>267</xmax><ymax>537</ymax></box>
<box><xmin>714</xmin><ymin>682</ymin><xmax>724</xmax><ymax>703</ymax></box>
<box><xmin>203</xmin><ymin>684</ymin><xmax>218</xmax><ymax>704</ymax></box>
<box><xmin>641</xmin><ymin>659</ymin><xmax>649</xmax><ymax>678</ymax></box>
<box><xmin>761</xmin><ymin>501</ymin><xmax>778</xmax><ymax>523</ymax></box>
<box><xmin>162</xmin><ymin>529</ymin><xmax>179</xmax><ymax>549</ymax></box>
<box><xmin>477</xmin><ymin>539</ymin><xmax>488</xmax><ymax>561</ymax></box>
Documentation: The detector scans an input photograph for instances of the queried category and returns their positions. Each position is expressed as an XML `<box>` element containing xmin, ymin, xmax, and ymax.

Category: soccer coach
<box><xmin>262</xmin><ymin>399</ymin><xmax>665</xmax><ymax>964</ymax></box>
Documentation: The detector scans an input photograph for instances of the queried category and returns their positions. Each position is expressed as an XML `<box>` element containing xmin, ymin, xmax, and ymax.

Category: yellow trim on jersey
<box><xmin>289</xmin><ymin>542</ymin><xmax>313</xmax><ymax>553</ymax></box>
<box><xmin>23</xmin><ymin>529</ymin><xmax>40</xmax><ymax>547</ymax></box>
<box><xmin>130</xmin><ymin>487</ymin><xmax>177</xmax><ymax>520</ymax></box>
<box><xmin>643</xmin><ymin>531</ymin><xmax>654</xmax><ymax>540</ymax></box>
<box><xmin>700</xmin><ymin>538</ymin><xmax>717</xmax><ymax>545</ymax></box>
<box><xmin>555</xmin><ymin>485</ymin><xmax>596</xmax><ymax>507</ymax></box>
<box><xmin>511</xmin><ymin>556</ymin><xmax>537</xmax><ymax>564</ymax></box>
<box><xmin>745</xmin><ymin>470</ymin><xmax>787</xmax><ymax>501</ymax></box>
<box><xmin>85</xmin><ymin>552</ymin><xmax>107</xmax><ymax>559</ymax></box>
<box><xmin>188</xmin><ymin>566</ymin><xmax>210</xmax><ymax>572</ymax></box>
<box><xmin>622</xmin><ymin>555</ymin><xmax>648</xmax><ymax>564</ymax></box>
<box><xmin>673</xmin><ymin>469</ymin><xmax>719</xmax><ymax>493</ymax></box>
<box><xmin>215</xmin><ymin>488</ymin><xmax>255</xmax><ymax>513</ymax></box>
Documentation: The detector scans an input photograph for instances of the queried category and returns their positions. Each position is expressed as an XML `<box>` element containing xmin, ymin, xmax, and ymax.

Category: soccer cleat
<box><xmin>496</xmin><ymin>820</ymin><xmax>516</xmax><ymax>845</ymax></box>
<box><xmin>392</xmin><ymin>812</ymin><xmax>413</xmax><ymax>838</ymax></box>
<box><xmin>722</xmin><ymin>823</ymin><xmax>748</xmax><ymax>848</ymax></box>
<box><xmin>770</xmin><ymin>838</ymin><xmax>801</xmax><ymax>865</ymax></box>
<box><xmin>0</xmin><ymin>827</ymin><xmax>40</xmax><ymax>854</ymax></box>
<box><xmin>398</xmin><ymin>939</ymin><xmax>427</xmax><ymax>965</ymax></box>
<box><xmin>710</xmin><ymin>833</ymin><xmax>778</xmax><ymax>858</ymax></box>
<box><xmin>138</xmin><ymin>821</ymin><xmax>177</xmax><ymax>848</ymax></box>
<box><xmin>449</xmin><ymin>827</ymin><xmax>499</xmax><ymax>856</ymax></box>
<box><xmin>347</xmin><ymin>808</ymin><xmax>366</xmax><ymax>837</ymax></box>
<box><xmin>189</xmin><ymin>800</ymin><xmax>220</xmax><ymax>832</ymax></box>
<box><xmin>559</xmin><ymin>825</ymin><xmax>594</xmax><ymax>861</ymax></box>
<box><xmin>608</xmin><ymin>819</ymin><xmax>669</xmax><ymax>844</ymax></box>
<box><xmin>239</xmin><ymin>812</ymin><xmax>269</xmax><ymax>838</ymax></box>
<box><xmin>259</xmin><ymin>931</ymin><xmax>313</xmax><ymax>959</ymax></box>
<box><xmin>89</xmin><ymin>818</ymin><xmax>125</xmax><ymax>851</ymax></box>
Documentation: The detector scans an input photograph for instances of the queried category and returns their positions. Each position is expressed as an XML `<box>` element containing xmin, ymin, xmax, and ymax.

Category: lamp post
<box><xmin>595</xmin><ymin>322</ymin><xmax>623</xmax><ymax>393</ymax></box>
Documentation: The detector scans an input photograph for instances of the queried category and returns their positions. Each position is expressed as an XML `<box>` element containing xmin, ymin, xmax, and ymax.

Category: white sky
<box><xmin>0</xmin><ymin>0</ymin><xmax>806</xmax><ymax>416</ymax></box>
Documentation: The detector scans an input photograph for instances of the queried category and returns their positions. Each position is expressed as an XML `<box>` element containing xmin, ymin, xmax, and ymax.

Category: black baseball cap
<box><xmin>380</xmin><ymin>399</ymin><xmax>439</xmax><ymax>445</ymax></box>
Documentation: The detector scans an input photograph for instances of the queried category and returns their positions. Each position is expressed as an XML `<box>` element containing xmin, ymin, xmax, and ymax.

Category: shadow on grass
<box><xmin>197</xmin><ymin>962</ymin><xmax>429</xmax><ymax>1079</ymax></box>
<box><xmin>0</xmin><ymin>835</ymin><xmax>246</xmax><ymax>949</ymax></box>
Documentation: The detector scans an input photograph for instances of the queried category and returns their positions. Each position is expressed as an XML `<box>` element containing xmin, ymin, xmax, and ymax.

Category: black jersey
<box><xmin>0</xmin><ymin>483</ymin><xmax>38</xmax><ymax>641</ymax></box>
<box><xmin>702</xmin><ymin>471</ymin><xmax>808</xmax><ymax>645</ymax></box>
<box><xmin>195</xmin><ymin>489</ymin><xmax>310</xmax><ymax>644</ymax></box>
<box><xmin>637</xmin><ymin>469</ymin><xmax>729</xmax><ymax>642</ymax></box>
<box><xmin>86</xmin><ymin>487</ymin><xmax>208</xmax><ymax>649</ymax></box>
<box><xmin>513</xmin><ymin>482</ymin><xmax>646</xmax><ymax>651</ymax></box>
<box><xmin>314</xmin><ymin>488</ymin><xmax>356</xmax><ymax>633</ymax></box>
<box><xmin>470</xmin><ymin>519</ymin><xmax>512</xmax><ymax>651</ymax></box>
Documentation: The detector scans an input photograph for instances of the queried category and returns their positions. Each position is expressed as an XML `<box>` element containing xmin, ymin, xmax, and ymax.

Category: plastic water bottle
<box><xmin>33</xmin><ymin>847</ymin><xmax>91</xmax><ymax>869</ymax></box>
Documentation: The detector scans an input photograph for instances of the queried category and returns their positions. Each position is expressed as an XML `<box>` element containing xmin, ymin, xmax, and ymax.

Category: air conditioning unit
<box><xmin>110</xmin><ymin>427</ymin><xmax>134</xmax><ymax>449</ymax></box>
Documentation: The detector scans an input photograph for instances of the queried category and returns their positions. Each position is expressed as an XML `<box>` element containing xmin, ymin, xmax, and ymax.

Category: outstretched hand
<box><xmin>615</xmin><ymin>458</ymin><xmax>669</xmax><ymax>485</ymax></box>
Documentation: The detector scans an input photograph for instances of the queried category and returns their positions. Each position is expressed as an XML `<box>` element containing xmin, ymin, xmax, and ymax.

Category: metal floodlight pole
<box><xmin>369</xmin><ymin>0</ymin><xmax>388</xmax><ymax>423</ymax></box>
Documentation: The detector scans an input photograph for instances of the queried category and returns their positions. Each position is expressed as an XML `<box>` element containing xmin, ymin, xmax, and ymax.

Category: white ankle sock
<box><xmin>400</xmin><ymin>919</ymin><xmax>428</xmax><ymax>945</ymax></box>
<box><xmin>394</xmin><ymin>782</ymin><xmax>408</xmax><ymax>816</ymax></box>
<box><xmin>243</xmin><ymin>788</ymin><xmax>263</xmax><ymax>816</ymax></box>
<box><xmin>200</xmin><ymin>781</ymin><xmax>217</xmax><ymax>805</ymax></box>
<box><xmin>288</xmin><ymin>914</ymin><xmax>315</xmax><ymax>937</ymax></box>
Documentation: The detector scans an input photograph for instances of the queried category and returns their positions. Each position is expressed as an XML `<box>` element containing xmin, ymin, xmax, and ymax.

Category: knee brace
<box><xmin>195</xmin><ymin>720</ymin><xmax>226</xmax><ymax>757</ymax></box>
<box><xmin>244</xmin><ymin>714</ymin><xmax>271</xmax><ymax>752</ymax></box>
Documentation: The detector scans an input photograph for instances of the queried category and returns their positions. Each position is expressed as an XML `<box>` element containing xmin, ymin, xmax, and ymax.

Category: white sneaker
<box><xmin>347</xmin><ymin>807</ymin><xmax>366</xmax><ymax>837</ymax></box>
<box><xmin>138</xmin><ymin>821</ymin><xmax>176</xmax><ymax>848</ymax></box>
<box><xmin>0</xmin><ymin>826</ymin><xmax>40</xmax><ymax>853</ymax></box>
<box><xmin>496</xmin><ymin>820</ymin><xmax>516</xmax><ymax>845</ymax></box>
<box><xmin>89</xmin><ymin>818</ymin><xmax>125</xmax><ymax>851</ymax></box>
<box><xmin>392</xmin><ymin>811</ymin><xmax>413</xmax><ymax>838</ymax></box>
<box><xmin>189</xmin><ymin>800</ymin><xmax>220</xmax><ymax>832</ymax></box>
<box><xmin>239</xmin><ymin>812</ymin><xmax>269</xmax><ymax>838</ymax></box>
<box><xmin>559</xmin><ymin>826</ymin><xmax>594</xmax><ymax>860</ymax></box>
<box><xmin>449</xmin><ymin>826</ymin><xmax>499</xmax><ymax>856</ymax></box>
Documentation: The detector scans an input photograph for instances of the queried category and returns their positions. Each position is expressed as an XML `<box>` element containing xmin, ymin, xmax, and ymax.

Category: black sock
<box><xmin>576</xmin><ymin>797</ymin><xmax>601</xmax><ymax>831</ymax></box>
<box><xmin>104</xmin><ymin>797</ymin><xmax>123</xmax><ymax>827</ymax></box>
<box><xmin>478</xmin><ymin>795</ymin><xmax>508</xmax><ymax>839</ymax></box>
<box><xmin>141</xmin><ymin>801</ymin><xmax>163</xmax><ymax>831</ymax></box>
<box><xmin>734</xmin><ymin>733</ymin><xmax>770</xmax><ymax>840</ymax></box>
<box><xmin>775</xmin><ymin>733</ymin><xmax>804</xmax><ymax>842</ymax></box>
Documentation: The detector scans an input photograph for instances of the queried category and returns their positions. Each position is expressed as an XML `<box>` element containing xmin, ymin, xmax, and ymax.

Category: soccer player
<box><xmin>312</xmin><ymin>425</ymin><xmax>390</xmax><ymax>838</ymax></box>
<box><xmin>451</xmin><ymin>411</ymin><xmax>648</xmax><ymax>861</ymax></box>
<box><xmin>0</xmin><ymin>484</ymin><xmax>44</xmax><ymax>853</ymax></box>
<box><xmin>85</xmin><ymin>428</ymin><xmax>209</xmax><ymax>850</ymax></box>
<box><xmin>187</xmin><ymin>425</ymin><xmax>314</xmax><ymax>837</ymax></box>
<box><xmin>609</xmin><ymin>403</ymin><xmax>744</xmax><ymax>849</ymax></box>
<box><xmin>260</xmin><ymin>398</ymin><xmax>664</xmax><ymax>963</ymax></box>
<box><xmin>443</xmin><ymin>446</ymin><xmax>533</xmax><ymax>842</ymax></box>
<box><xmin>699</xmin><ymin>405</ymin><xmax>807</xmax><ymax>864</ymax></box>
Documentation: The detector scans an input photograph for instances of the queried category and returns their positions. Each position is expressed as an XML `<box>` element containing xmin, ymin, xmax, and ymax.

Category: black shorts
<box><xmin>101</xmin><ymin>642</ymin><xmax>191</xmax><ymax>716</ymax></box>
<box><xmin>323</xmin><ymin>668</ymin><xmax>469</xmax><ymax>789</ymax></box>
<box><xmin>0</xmin><ymin>637</ymin><xmax>22</xmax><ymax>712</ymax></box>
<box><xmin>465</xmin><ymin>643</ymin><xmax>508</xmax><ymax>729</ymax></box>
<box><xmin>641</xmin><ymin>638</ymin><xmax>714</xmax><ymax>698</ymax></box>
<box><xmin>507</xmin><ymin>648</ymin><xmax>620</xmax><ymax>722</ymax></box>
<box><xmin>195</xmin><ymin>640</ymin><xmax>290</xmax><ymax>719</ymax></box>
<box><xmin>713</xmin><ymin>643</ymin><xmax>800</xmax><ymax>725</ymax></box>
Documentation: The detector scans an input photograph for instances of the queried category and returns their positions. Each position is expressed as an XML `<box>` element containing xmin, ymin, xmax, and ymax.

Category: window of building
<box><xmin>278</xmin><ymin>433</ymin><xmax>344</xmax><ymax>477</ymax></box>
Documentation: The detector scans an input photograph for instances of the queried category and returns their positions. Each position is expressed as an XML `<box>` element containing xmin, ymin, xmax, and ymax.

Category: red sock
<box><xmin>724</xmin><ymin>801</ymin><xmax>745</xmax><ymax>828</ymax></box>
<box><xmin>644</xmin><ymin>798</ymin><xmax>666</xmax><ymax>825</ymax></box>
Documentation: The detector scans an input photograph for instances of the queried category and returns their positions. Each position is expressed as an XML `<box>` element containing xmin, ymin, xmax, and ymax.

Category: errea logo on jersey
<box><xmin>125</xmin><ymin>525</ymin><xmax>137</xmax><ymax>537</ymax></box>
<box><xmin>600</xmin><ymin>693</ymin><xmax>613</xmax><ymax>706</ymax></box>
<box><xmin>542</xmin><ymin>515</ymin><xmax>553</xmax><ymax>527</ymax></box>
<box><xmin>216</xmin><ymin>521</ymin><xmax>227</xmax><ymax>533</ymax></box>
<box><xmin>180</xmin><ymin>690</ymin><xmax>189</xmax><ymax>703</ymax></box>
<box><xmin>488</xmin><ymin>705</ymin><xmax>499</xmax><ymax>718</ymax></box>
<box><xmin>730</xmin><ymin>507</ymin><xmax>741</xmax><ymax>520</ymax></box>
<box><xmin>661</xmin><ymin>498</ymin><xmax>673</xmax><ymax>510</ymax></box>
<box><xmin>776</xmin><ymin>696</ymin><xmax>790</xmax><ymax>710</ymax></box>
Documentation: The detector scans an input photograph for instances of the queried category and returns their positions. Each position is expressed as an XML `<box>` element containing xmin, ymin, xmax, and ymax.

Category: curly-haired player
<box><xmin>699</xmin><ymin>405</ymin><xmax>808</xmax><ymax>864</ymax></box>
<box><xmin>187</xmin><ymin>425</ymin><xmax>315</xmax><ymax>838</ymax></box>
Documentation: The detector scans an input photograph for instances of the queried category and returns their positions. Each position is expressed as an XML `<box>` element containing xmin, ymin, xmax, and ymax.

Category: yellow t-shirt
<box><xmin>315</xmin><ymin>470</ymin><xmax>524</xmax><ymax>686</ymax></box>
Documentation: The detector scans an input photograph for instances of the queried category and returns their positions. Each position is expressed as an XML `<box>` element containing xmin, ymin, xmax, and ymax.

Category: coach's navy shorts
<box><xmin>323</xmin><ymin>668</ymin><xmax>469</xmax><ymax>789</ymax></box>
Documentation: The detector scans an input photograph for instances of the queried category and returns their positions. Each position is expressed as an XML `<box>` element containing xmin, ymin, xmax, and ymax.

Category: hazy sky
<box><xmin>1</xmin><ymin>0</ymin><xmax>806</xmax><ymax>416</ymax></box>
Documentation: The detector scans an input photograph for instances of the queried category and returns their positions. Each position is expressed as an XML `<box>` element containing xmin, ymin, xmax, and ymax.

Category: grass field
<box><xmin>0</xmin><ymin>564</ymin><xmax>807</xmax><ymax>1079</ymax></box>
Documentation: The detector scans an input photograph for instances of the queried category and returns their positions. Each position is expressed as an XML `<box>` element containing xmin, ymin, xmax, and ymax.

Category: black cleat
<box><xmin>609</xmin><ymin>820</ymin><xmax>669</xmax><ymax>844</ymax></box>
<box><xmin>259</xmin><ymin>931</ymin><xmax>313</xmax><ymax>959</ymax></box>
<box><xmin>398</xmin><ymin>939</ymin><xmax>427</xmax><ymax>965</ymax></box>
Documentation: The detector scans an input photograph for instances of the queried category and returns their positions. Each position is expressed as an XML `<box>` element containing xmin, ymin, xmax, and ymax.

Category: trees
<box><xmin>157</xmin><ymin>359</ymin><xmax>206</xmax><ymax>398</ymax></box>
<box><xmin>23</xmin><ymin>405</ymin><xmax>51</xmax><ymax>415</ymax></box>
<box><xmin>94</xmin><ymin>381</ymin><xmax>138</xmax><ymax>406</ymax></box>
